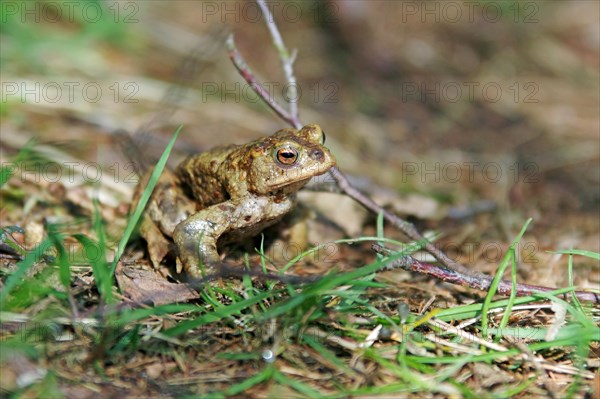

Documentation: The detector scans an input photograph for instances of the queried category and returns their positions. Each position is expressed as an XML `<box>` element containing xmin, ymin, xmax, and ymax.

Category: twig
<box><xmin>329</xmin><ymin>167</ymin><xmax>478</xmax><ymax>277</ymax></box>
<box><xmin>225</xmin><ymin>5</ymin><xmax>599</xmax><ymax>304</ymax></box>
<box><xmin>226</xmin><ymin>35</ymin><xmax>299</xmax><ymax>128</ymax></box>
<box><xmin>256</xmin><ymin>0</ymin><xmax>300</xmax><ymax>126</ymax></box>
<box><xmin>373</xmin><ymin>244</ymin><xmax>599</xmax><ymax>302</ymax></box>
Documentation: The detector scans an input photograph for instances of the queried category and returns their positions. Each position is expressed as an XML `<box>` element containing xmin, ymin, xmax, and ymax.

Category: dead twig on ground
<box><xmin>373</xmin><ymin>245</ymin><xmax>599</xmax><ymax>302</ymax></box>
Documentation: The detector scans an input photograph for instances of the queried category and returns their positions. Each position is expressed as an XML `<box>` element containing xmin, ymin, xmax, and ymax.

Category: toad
<box><xmin>133</xmin><ymin>124</ymin><xmax>336</xmax><ymax>278</ymax></box>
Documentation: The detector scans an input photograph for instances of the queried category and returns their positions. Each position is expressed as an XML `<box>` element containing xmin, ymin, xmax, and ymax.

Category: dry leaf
<box><xmin>115</xmin><ymin>262</ymin><xmax>200</xmax><ymax>305</ymax></box>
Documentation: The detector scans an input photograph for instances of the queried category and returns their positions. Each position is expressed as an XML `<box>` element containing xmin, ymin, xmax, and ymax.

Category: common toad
<box><xmin>133</xmin><ymin>124</ymin><xmax>336</xmax><ymax>278</ymax></box>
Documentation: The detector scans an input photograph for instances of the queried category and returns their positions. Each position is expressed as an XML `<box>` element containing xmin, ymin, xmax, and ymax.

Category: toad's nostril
<box><xmin>309</xmin><ymin>149</ymin><xmax>323</xmax><ymax>161</ymax></box>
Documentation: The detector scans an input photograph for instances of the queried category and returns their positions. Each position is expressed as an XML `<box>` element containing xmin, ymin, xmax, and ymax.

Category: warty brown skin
<box><xmin>133</xmin><ymin>124</ymin><xmax>336</xmax><ymax>278</ymax></box>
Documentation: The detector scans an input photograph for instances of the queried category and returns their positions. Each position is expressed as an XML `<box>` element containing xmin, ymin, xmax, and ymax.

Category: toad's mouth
<box><xmin>276</xmin><ymin>160</ymin><xmax>334</xmax><ymax>183</ymax></box>
<box><xmin>269</xmin><ymin>179</ymin><xmax>314</xmax><ymax>196</ymax></box>
<box><xmin>266</xmin><ymin>162</ymin><xmax>335</xmax><ymax>193</ymax></box>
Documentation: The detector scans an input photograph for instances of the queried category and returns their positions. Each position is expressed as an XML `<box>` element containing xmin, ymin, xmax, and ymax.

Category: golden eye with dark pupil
<box><xmin>276</xmin><ymin>147</ymin><xmax>298</xmax><ymax>165</ymax></box>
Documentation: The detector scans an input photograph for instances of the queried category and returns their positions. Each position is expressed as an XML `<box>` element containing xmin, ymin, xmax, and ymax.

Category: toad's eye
<box><xmin>275</xmin><ymin>147</ymin><xmax>299</xmax><ymax>165</ymax></box>
<box><xmin>322</xmin><ymin>131</ymin><xmax>326</xmax><ymax>144</ymax></box>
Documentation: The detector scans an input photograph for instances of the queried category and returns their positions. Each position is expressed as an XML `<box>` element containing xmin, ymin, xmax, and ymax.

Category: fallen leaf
<box><xmin>115</xmin><ymin>262</ymin><xmax>200</xmax><ymax>305</ymax></box>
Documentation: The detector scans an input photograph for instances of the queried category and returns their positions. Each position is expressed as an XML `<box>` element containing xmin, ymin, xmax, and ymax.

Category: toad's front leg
<box><xmin>173</xmin><ymin>204</ymin><xmax>232</xmax><ymax>279</ymax></box>
<box><xmin>172</xmin><ymin>196</ymin><xmax>282</xmax><ymax>279</ymax></box>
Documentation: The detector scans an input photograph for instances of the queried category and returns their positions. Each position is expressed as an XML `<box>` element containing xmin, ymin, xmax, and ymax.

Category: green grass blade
<box><xmin>223</xmin><ymin>364</ymin><xmax>274</xmax><ymax>396</ymax></box>
<box><xmin>548</xmin><ymin>249</ymin><xmax>600</xmax><ymax>260</ymax></box>
<box><xmin>111</xmin><ymin>125</ymin><xmax>183</xmax><ymax>274</ymax></box>
<box><xmin>163</xmin><ymin>289</ymin><xmax>280</xmax><ymax>337</ymax></box>
<box><xmin>273</xmin><ymin>368</ymin><xmax>324</xmax><ymax>397</ymax></box>
<box><xmin>303</xmin><ymin>336</ymin><xmax>356</xmax><ymax>375</ymax></box>
<box><xmin>433</xmin><ymin>284</ymin><xmax>596</xmax><ymax>323</ymax></box>
<box><xmin>495</xmin><ymin>246</ymin><xmax>518</xmax><ymax>342</ymax></box>
<box><xmin>481</xmin><ymin>218</ymin><xmax>532</xmax><ymax>337</ymax></box>
<box><xmin>0</xmin><ymin>139</ymin><xmax>35</xmax><ymax>187</ymax></box>
<box><xmin>0</xmin><ymin>238</ymin><xmax>54</xmax><ymax>306</ymax></box>
<box><xmin>108</xmin><ymin>303</ymin><xmax>199</xmax><ymax>326</ymax></box>
<box><xmin>47</xmin><ymin>225</ymin><xmax>70</xmax><ymax>288</ymax></box>
<box><xmin>261</xmin><ymin>251</ymin><xmax>409</xmax><ymax>320</ymax></box>
<box><xmin>93</xmin><ymin>196</ymin><xmax>111</xmax><ymax>302</ymax></box>
<box><xmin>73</xmin><ymin>234</ymin><xmax>111</xmax><ymax>302</ymax></box>
<box><xmin>280</xmin><ymin>236</ymin><xmax>410</xmax><ymax>273</ymax></box>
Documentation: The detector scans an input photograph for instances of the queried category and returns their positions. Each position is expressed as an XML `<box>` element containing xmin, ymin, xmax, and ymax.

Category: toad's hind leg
<box><xmin>134</xmin><ymin>169</ymin><xmax>196</xmax><ymax>272</ymax></box>
<box><xmin>139</xmin><ymin>214</ymin><xmax>172</xmax><ymax>272</ymax></box>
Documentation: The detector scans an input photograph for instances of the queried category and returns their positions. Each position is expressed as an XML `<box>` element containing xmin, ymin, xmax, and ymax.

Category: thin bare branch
<box><xmin>226</xmin><ymin>34</ymin><xmax>299</xmax><ymax>128</ymax></box>
<box><xmin>329</xmin><ymin>167</ymin><xmax>478</xmax><ymax>276</ymax></box>
<box><xmin>256</xmin><ymin>0</ymin><xmax>300</xmax><ymax>125</ymax></box>
<box><xmin>374</xmin><ymin>244</ymin><xmax>599</xmax><ymax>303</ymax></box>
